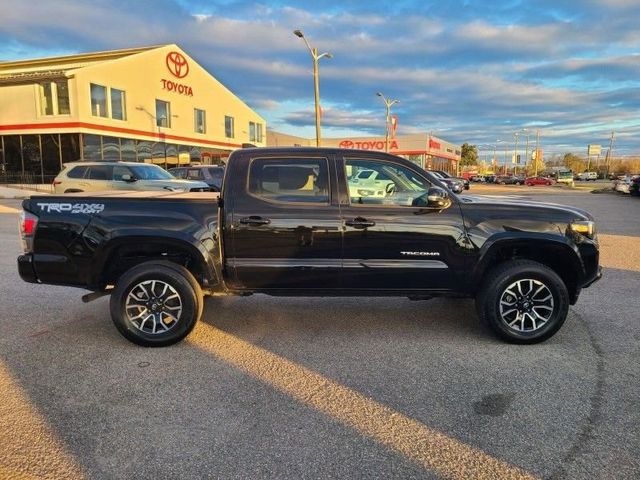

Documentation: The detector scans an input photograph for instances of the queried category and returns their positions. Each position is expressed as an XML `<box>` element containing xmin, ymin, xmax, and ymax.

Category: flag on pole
<box><xmin>390</xmin><ymin>115</ymin><xmax>398</xmax><ymax>139</ymax></box>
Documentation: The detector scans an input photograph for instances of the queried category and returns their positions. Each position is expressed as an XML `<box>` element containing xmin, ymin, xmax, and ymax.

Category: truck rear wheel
<box><xmin>475</xmin><ymin>260</ymin><xmax>569</xmax><ymax>344</ymax></box>
<box><xmin>110</xmin><ymin>262</ymin><xmax>203</xmax><ymax>347</ymax></box>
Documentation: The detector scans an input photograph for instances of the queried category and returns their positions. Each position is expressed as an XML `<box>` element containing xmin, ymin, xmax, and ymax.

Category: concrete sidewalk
<box><xmin>0</xmin><ymin>186</ymin><xmax>50</xmax><ymax>199</ymax></box>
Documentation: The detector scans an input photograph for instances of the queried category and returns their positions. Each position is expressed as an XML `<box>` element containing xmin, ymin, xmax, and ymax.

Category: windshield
<box><xmin>130</xmin><ymin>164</ymin><xmax>175</xmax><ymax>180</ymax></box>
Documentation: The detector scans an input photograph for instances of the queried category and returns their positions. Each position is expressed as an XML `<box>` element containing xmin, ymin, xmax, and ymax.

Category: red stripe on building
<box><xmin>0</xmin><ymin>121</ymin><xmax>242</xmax><ymax>149</ymax></box>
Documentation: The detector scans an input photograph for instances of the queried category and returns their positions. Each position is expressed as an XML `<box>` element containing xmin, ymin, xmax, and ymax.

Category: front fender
<box><xmin>469</xmin><ymin>232</ymin><xmax>585</xmax><ymax>289</ymax></box>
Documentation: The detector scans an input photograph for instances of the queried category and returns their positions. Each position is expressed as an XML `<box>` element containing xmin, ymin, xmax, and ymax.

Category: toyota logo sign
<box><xmin>339</xmin><ymin>140</ymin><xmax>354</xmax><ymax>148</ymax></box>
<box><xmin>166</xmin><ymin>51</ymin><xmax>189</xmax><ymax>78</ymax></box>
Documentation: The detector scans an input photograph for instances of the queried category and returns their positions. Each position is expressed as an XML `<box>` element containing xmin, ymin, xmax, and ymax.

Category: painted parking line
<box><xmin>0</xmin><ymin>205</ymin><xmax>20</xmax><ymax>214</ymax></box>
<box><xmin>190</xmin><ymin>324</ymin><xmax>536</xmax><ymax>479</ymax></box>
<box><xmin>0</xmin><ymin>362</ymin><xmax>85</xmax><ymax>479</ymax></box>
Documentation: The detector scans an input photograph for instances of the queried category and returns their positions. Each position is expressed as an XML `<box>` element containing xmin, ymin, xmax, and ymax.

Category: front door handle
<box><xmin>345</xmin><ymin>217</ymin><xmax>376</xmax><ymax>229</ymax></box>
<box><xmin>239</xmin><ymin>216</ymin><xmax>271</xmax><ymax>226</ymax></box>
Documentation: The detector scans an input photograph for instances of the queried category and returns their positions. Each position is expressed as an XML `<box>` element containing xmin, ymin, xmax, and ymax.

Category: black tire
<box><xmin>475</xmin><ymin>260</ymin><xmax>569</xmax><ymax>344</ymax></box>
<box><xmin>109</xmin><ymin>261</ymin><xmax>203</xmax><ymax>347</ymax></box>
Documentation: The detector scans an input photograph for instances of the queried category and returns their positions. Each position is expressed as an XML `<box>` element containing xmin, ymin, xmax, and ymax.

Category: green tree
<box><xmin>563</xmin><ymin>152</ymin><xmax>585</xmax><ymax>173</ymax></box>
<box><xmin>460</xmin><ymin>143</ymin><xmax>478</xmax><ymax>166</ymax></box>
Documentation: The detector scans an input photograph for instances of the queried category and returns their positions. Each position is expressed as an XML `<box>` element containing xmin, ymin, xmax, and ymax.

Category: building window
<box><xmin>155</xmin><ymin>99</ymin><xmax>171</xmax><ymax>127</ymax></box>
<box><xmin>194</xmin><ymin>108</ymin><xmax>206</xmax><ymax>134</ymax></box>
<box><xmin>249</xmin><ymin>122</ymin><xmax>256</xmax><ymax>142</ymax></box>
<box><xmin>38</xmin><ymin>80</ymin><xmax>70</xmax><ymax>116</ymax></box>
<box><xmin>257</xmin><ymin>123</ymin><xmax>263</xmax><ymax>143</ymax></box>
<box><xmin>225</xmin><ymin>116</ymin><xmax>234</xmax><ymax>138</ymax></box>
<box><xmin>111</xmin><ymin>88</ymin><xmax>126</xmax><ymax>120</ymax></box>
<box><xmin>90</xmin><ymin>84</ymin><xmax>108</xmax><ymax>117</ymax></box>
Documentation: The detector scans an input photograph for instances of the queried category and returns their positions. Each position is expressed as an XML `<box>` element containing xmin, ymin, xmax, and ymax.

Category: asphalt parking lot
<box><xmin>0</xmin><ymin>185</ymin><xmax>638</xmax><ymax>479</ymax></box>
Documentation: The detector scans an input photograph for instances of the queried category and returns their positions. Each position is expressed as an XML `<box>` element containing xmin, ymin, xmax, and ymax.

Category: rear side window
<box><xmin>169</xmin><ymin>168</ymin><xmax>185</xmax><ymax>178</ymax></box>
<box><xmin>87</xmin><ymin>165</ymin><xmax>113</xmax><ymax>180</ymax></box>
<box><xmin>67</xmin><ymin>166</ymin><xmax>88</xmax><ymax>179</ymax></box>
<box><xmin>248</xmin><ymin>158</ymin><xmax>329</xmax><ymax>204</ymax></box>
<box><xmin>187</xmin><ymin>169</ymin><xmax>204</xmax><ymax>180</ymax></box>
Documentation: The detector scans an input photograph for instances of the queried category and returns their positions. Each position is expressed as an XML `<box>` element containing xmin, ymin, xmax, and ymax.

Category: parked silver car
<box><xmin>52</xmin><ymin>162</ymin><xmax>211</xmax><ymax>194</ymax></box>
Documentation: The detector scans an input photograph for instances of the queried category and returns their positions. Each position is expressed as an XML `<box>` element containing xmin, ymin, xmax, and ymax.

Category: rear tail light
<box><xmin>19</xmin><ymin>211</ymin><xmax>39</xmax><ymax>253</ymax></box>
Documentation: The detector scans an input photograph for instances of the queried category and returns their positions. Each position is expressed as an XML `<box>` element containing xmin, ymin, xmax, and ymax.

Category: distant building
<box><xmin>0</xmin><ymin>45</ymin><xmax>266</xmax><ymax>182</ymax></box>
<box><xmin>267</xmin><ymin>130</ymin><xmax>461</xmax><ymax>174</ymax></box>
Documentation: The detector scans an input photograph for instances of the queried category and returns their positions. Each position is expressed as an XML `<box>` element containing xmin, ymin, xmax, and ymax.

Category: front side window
<box><xmin>194</xmin><ymin>108</ymin><xmax>206</xmax><ymax>133</ymax></box>
<box><xmin>39</xmin><ymin>80</ymin><xmax>70</xmax><ymax>115</ymax></box>
<box><xmin>87</xmin><ymin>164</ymin><xmax>113</xmax><ymax>180</ymax></box>
<box><xmin>249</xmin><ymin>158</ymin><xmax>329</xmax><ymax>204</ymax></box>
<box><xmin>90</xmin><ymin>84</ymin><xmax>108</xmax><ymax>117</ymax></box>
<box><xmin>155</xmin><ymin>99</ymin><xmax>171</xmax><ymax>127</ymax></box>
<box><xmin>225</xmin><ymin>116</ymin><xmax>234</xmax><ymax>138</ymax></box>
<box><xmin>345</xmin><ymin>158</ymin><xmax>431</xmax><ymax>206</ymax></box>
<box><xmin>129</xmin><ymin>164</ymin><xmax>174</xmax><ymax>180</ymax></box>
<box><xmin>112</xmin><ymin>165</ymin><xmax>134</xmax><ymax>181</ymax></box>
<box><xmin>111</xmin><ymin>88</ymin><xmax>126</xmax><ymax>120</ymax></box>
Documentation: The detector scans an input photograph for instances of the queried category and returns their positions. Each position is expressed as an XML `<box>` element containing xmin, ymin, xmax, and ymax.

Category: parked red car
<box><xmin>524</xmin><ymin>176</ymin><xmax>554</xmax><ymax>186</ymax></box>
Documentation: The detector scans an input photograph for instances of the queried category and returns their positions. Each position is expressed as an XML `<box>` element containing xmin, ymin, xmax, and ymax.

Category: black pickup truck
<box><xmin>17</xmin><ymin>147</ymin><xmax>601</xmax><ymax>347</ymax></box>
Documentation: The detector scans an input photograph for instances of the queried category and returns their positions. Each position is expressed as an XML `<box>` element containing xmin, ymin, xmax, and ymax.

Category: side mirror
<box><xmin>425</xmin><ymin>187</ymin><xmax>451</xmax><ymax>209</ymax></box>
<box><xmin>121</xmin><ymin>174</ymin><xmax>136</xmax><ymax>182</ymax></box>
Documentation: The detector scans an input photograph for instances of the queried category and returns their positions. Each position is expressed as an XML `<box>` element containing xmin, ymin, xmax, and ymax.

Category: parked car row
<box><xmin>52</xmin><ymin>162</ymin><xmax>225</xmax><ymax>194</ymax></box>
<box><xmin>612</xmin><ymin>175</ymin><xmax>640</xmax><ymax>195</ymax></box>
<box><xmin>469</xmin><ymin>174</ymin><xmax>555</xmax><ymax>186</ymax></box>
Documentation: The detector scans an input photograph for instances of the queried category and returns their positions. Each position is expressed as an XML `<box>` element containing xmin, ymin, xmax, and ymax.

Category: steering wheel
<box><xmin>385</xmin><ymin>183</ymin><xmax>396</xmax><ymax>196</ymax></box>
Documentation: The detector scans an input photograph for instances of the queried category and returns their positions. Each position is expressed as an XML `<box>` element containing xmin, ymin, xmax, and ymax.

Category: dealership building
<box><xmin>0</xmin><ymin>45</ymin><xmax>266</xmax><ymax>182</ymax></box>
<box><xmin>267</xmin><ymin>131</ymin><xmax>461</xmax><ymax>174</ymax></box>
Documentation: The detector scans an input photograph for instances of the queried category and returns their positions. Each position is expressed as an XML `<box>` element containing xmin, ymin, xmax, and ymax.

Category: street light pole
<box><xmin>294</xmin><ymin>30</ymin><xmax>332</xmax><ymax>147</ymax></box>
<box><xmin>376</xmin><ymin>92</ymin><xmax>399</xmax><ymax>152</ymax></box>
<box><xmin>534</xmin><ymin>129</ymin><xmax>540</xmax><ymax>175</ymax></box>
<box><xmin>513</xmin><ymin>132</ymin><xmax>519</xmax><ymax>175</ymax></box>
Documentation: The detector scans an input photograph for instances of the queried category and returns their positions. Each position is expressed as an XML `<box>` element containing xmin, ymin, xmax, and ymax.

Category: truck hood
<box><xmin>458</xmin><ymin>194</ymin><xmax>596</xmax><ymax>247</ymax></box>
<box><xmin>459</xmin><ymin>194</ymin><xmax>593</xmax><ymax>221</ymax></box>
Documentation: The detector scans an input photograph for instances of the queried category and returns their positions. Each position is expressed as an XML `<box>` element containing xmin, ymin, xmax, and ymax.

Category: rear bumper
<box><xmin>17</xmin><ymin>254</ymin><xmax>39</xmax><ymax>283</ymax></box>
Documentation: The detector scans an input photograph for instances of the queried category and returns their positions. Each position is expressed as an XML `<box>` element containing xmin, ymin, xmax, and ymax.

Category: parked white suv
<box><xmin>577</xmin><ymin>171</ymin><xmax>598</xmax><ymax>181</ymax></box>
<box><xmin>53</xmin><ymin>162</ymin><xmax>211</xmax><ymax>194</ymax></box>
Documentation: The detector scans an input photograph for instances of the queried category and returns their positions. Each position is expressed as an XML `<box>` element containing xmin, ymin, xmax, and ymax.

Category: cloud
<box><xmin>0</xmin><ymin>0</ymin><xmax>638</xmax><ymax>155</ymax></box>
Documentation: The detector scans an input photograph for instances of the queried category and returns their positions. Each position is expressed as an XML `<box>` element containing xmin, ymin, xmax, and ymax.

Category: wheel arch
<box><xmin>90</xmin><ymin>235</ymin><xmax>221</xmax><ymax>291</ymax></box>
<box><xmin>470</xmin><ymin>234</ymin><xmax>585</xmax><ymax>303</ymax></box>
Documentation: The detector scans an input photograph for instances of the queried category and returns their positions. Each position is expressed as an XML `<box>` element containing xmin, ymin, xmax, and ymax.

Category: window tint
<box><xmin>67</xmin><ymin>166</ymin><xmax>88</xmax><ymax>179</ymax></box>
<box><xmin>206</xmin><ymin>167</ymin><xmax>224</xmax><ymax>179</ymax></box>
<box><xmin>87</xmin><ymin>165</ymin><xmax>112</xmax><ymax>180</ymax></box>
<box><xmin>345</xmin><ymin>159</ymin><xmax>431</xmax><ymax>206</ymax></box>
<box><xmin>249</xmin><ymin>158</ymin><xmax>329</xmax><ymax>204</ymax></box>
<box><xmin>169</xmin><ymin>168</ymin><xmax>185</xmax><ymax>178</ymax></box>
<box><xmin>113</xmin><ymin>165</ymin><xmax>133</xmax><ymax>181</ymax></box>
<box><xmin>187</xmin><ymin>169</ymin><xmax>203</xmax><ymax>180</ymax></box>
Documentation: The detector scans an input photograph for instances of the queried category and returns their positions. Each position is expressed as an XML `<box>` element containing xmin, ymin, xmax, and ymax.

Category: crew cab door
<box><xmin>338</xmin><ymin>155</ymin><xmax>469</xmax><ymax>291</ymax></box>
<box><xmin>225</xmin><ymin>153</ymin><xmax>342</xmax><ymax>290</ymax></box>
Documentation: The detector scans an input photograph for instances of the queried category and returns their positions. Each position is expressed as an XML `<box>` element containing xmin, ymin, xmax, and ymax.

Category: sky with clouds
<box><xmin>1</xmin><ymin>0</ymin><xmax>639</xmax><ymax>157</ymax></box>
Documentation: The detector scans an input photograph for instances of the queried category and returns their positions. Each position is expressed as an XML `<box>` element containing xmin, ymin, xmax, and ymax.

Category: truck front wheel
<box><xmin>475</xmin><ymin>260</ymin><xmax>569</xmax><ymax>344</ymax></box>
<box><xmin>110</xmin><ymin>262</ymin><xmax>203</xmax><ymax>347</ymax></box>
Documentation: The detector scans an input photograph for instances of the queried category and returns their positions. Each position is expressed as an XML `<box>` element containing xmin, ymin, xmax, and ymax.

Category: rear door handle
<box><xmin>345</xmin><ymin>217</ymin><xmax>376</xmax><ymax>228</ymax></box>
<box><xmin>239</xmin><ymin>216</ymin><xmax>271</xmax><ymax>226</ymax></box>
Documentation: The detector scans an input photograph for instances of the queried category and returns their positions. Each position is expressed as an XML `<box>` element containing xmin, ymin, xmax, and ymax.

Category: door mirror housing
<box><xmin>425</xmin><ymin>187</ymin><xmax>451</xmax><ymax>209</ymax></box>
<box><xmin>121</xmin><ymin>174</ymin><xmax>136</xmax><ymax>182</ymax></box>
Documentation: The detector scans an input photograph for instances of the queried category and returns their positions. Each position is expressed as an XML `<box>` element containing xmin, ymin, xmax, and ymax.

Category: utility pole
<box><xmin>606</xmin><ymin>131</ymin><xmax>615</xmax><ymax>179</ymax></box>
<box><xmin>513</xmin><ymin>132</ymin><xmax>519</xmax><ymax>175</ymax></box>
<box><xmin>534</xmin><ymin>129</ymin><xmax>540</xmax><ymax>175</ymax></box>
